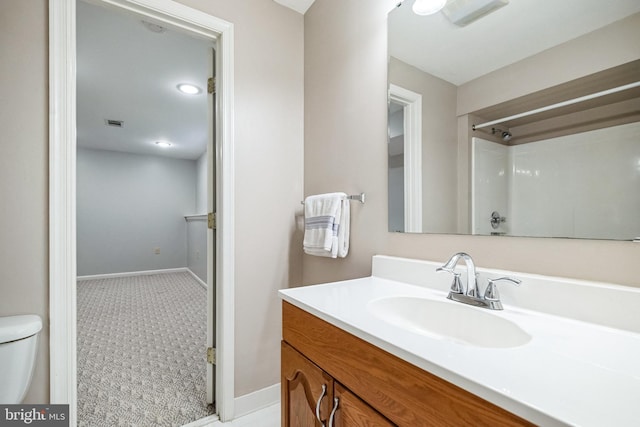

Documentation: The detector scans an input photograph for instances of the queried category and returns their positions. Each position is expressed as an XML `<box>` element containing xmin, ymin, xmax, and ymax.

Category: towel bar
<box><xmin>300</xmin><ymin>192</ymin><xmax>366</xmax><ymax>205</ymax></box>
<box><xmin>346</xmin><ymin>193</ymin><xmax>366</xmax><ymax>203</ymax></box>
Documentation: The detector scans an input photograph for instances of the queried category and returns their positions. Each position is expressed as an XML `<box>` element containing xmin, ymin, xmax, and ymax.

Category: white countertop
<box><xmin>279</xmin><ymin>276</ymin><xmax>640</xmax><ymax>426</ymax></box>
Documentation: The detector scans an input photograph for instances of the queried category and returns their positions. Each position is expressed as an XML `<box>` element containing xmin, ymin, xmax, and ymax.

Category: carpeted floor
<box><xmin>77</xmin><ymin>272</ymin><xmax>214</xmax><ymax>426</ymax></box>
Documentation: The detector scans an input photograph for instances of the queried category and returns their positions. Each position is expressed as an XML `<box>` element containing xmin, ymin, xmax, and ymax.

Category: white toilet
<box><xmin>0</xmin><ymin>314</ymin><xmax>42</xmax><ymax>403</ymax></box>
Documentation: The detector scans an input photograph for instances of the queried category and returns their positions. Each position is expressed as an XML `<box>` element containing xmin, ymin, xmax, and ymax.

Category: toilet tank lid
<box><xmin>0</xmin><ymin>315</ymin><xmax>42</xmax><ymax>343</ymax></box>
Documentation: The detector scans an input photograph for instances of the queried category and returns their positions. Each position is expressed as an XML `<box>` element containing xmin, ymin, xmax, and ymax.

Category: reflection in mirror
<box><xmin>389</xmin><ymin>84</ymin><xmax>423</xmax><ymax>232</ymax></box>
<box><xmin>388</xmin><ymin>100</ymin><xmax>405</xmax><ymax>232</ymax></box>
<box><xmin>387</xmin><ymin>0</ymin><xmax>640</xmax><ymax>240</ymax></box>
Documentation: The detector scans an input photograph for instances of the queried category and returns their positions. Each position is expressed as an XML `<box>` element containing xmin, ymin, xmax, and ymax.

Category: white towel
<box><xmin>303</xmin><ymin>192</ymin><xmax>350</xmax><ymax>258</ymax></box>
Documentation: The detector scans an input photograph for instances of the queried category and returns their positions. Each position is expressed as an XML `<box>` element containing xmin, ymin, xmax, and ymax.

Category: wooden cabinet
<box><xmin>333</xmin><ymin>383</ymin><xmax>395</xmax><ymax>427</ymax></box>
<box><xmin>282</xmin><ymin>341</ymin><xmax>333</xmax><ymax>427</ymax></box>
<box><xmin>282</xmin><ymin>301</ymin><xmax>534</xmax><ymax>427</ymax></box>
<box><xmin>282</xmin><ymin>341</ymin><xmax>394</xmax><ymax>427</ymax></box>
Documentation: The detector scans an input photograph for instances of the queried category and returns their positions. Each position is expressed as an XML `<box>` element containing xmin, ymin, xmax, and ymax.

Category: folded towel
<box><xmin>303</xmin><ymin>192</ymin><xmax>350</xmax><ymax>258</ymax></box>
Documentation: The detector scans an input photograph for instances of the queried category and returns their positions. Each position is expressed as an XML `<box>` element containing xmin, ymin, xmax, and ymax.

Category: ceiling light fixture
<box><xmin>155</xmin><ymin>141</ymin><xmax>172</xmax><ymax>148</ymax></box>
<box><xmin>176</xmin><ymin>83</ymin><xmax>202</xmax><ymax>95</ymax></box>
<box><xmin>412</xmin><ymin>0</ymin><xmax>447</xmax><ymax>16</ymax></box>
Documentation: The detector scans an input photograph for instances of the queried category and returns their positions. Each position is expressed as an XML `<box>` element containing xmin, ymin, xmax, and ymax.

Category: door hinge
<box><xmin>207</xmin><ymin>347</ymin><xmax>216</xmax><ymax>364</ymax></box>
<box><xmin>208</xmin><ymin>212</ymin><xmax>216</xmax><ymax>230</ymax></box>
<box><xmin>208</xmin><ymin>77</ymin><xmax>215</xmax><ymax>94</ymax></box>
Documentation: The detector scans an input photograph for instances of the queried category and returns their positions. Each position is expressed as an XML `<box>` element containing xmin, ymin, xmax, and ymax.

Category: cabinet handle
<box><xmin>315</xmin><ymin>384</ymin><xmax>327</xmax><ymax>426</ymax></box>
<box><xmin>328</xmin><ymin>397</ymin><xmax>339</xmax><ymax>427</ymax></box>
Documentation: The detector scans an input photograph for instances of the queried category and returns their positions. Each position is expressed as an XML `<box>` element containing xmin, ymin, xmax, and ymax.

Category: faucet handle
<box><xmin>484</xmin><ymin>277</ymin><xmax>521</xmax><ymax>301</ymax></box>
<box><xmin>450</xmin><ymin>273</ymin><xmax>463</xmax><ymax>294</ymax></box>
<box><xmin>436</xmin><ymin>267</ymin><xmax>464</xmax><ymax>294</ymax></box>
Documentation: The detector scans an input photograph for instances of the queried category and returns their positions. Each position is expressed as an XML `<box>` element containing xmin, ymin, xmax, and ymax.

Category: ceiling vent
<box><xmin>105</xmin><ymin>119</ymin><xmax>124</xmax><ymax>128</ymax></box>
<box><xmin>141</xmin><ymin>20</ymin><xmax>166</xmax><ymax>33</ymax></box>
<box><xmin>442</xmin><ymin>0</ymin><xmax>508</xmax><ymax>27</ymax></box>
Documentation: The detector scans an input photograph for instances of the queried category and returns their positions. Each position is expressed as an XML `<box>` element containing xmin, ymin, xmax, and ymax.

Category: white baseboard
<box><xmin>234</xmin><ymin>383</ymin><xmax>281</xmax><ymax>419</ymax></box>
<box><xmin>78</xmin><ymin>267</ymin><xmax>209</xmax><ymax>289</ymax></box>
<box><xmin>77</xmin><ymin>267</ymin><xmax>189</xmax><ymax>281</ymax></box>
<box><xmin>187</xmin><ymin>268</ymin><xmax>208</xmax><ymax>289</ymax></box>
<box><xmin>181</xmin><ymin>414</ymin><xmax>219</xmax><ymax>427</ymax></box>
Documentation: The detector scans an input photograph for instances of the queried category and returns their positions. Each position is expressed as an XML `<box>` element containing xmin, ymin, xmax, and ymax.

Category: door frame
<box><xmin>48</xmin><ymin>0</ymin><xmax>236</xmax><ymax>424</ymax></box>
<box><xmin>389</xmin><ymin>84</ymin><xmax>422</xmax><ymax>232</ymax></box>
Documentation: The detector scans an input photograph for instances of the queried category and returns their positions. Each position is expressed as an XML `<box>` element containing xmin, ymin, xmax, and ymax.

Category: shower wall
<box><xmin>472</xmin><ymin>121</ymin><xmax>640</xmax><ymax>240</ymax></box>
<box><xmin>471</xmin><ymin>138</ymin><xmax>509</xmax><ymax>235</ymax></box>
<box><xmin>510</xmin><ymin>121</ymin><xmax>640</xmax><ymax>239</ymax></box>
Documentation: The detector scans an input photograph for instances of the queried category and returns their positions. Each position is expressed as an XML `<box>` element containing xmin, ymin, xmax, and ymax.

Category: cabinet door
<box><xmin>333</xmin><ymin>383</ymin><xmax>396</xmax><ymax>427</ymax></box>
<box><xmin>282</xmin><ymin>341</ymin><xmax>334</xmax><ymax>427</ymax></box>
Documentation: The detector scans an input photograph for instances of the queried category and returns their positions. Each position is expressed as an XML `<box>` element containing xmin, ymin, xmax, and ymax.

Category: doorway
<box><xmin>49</xmin><ymin>0</ymin><xmax>235</xmax><ymax>424</ymax></box>
<box><xmin>75</xmin><ymin>1</ymin><xmax>214</xmax><ymax>424</ymax></box>
<box><xmin>388</xmin><ymin>83</ymin><xmax>423</xmax><ymax>233</ymax></box>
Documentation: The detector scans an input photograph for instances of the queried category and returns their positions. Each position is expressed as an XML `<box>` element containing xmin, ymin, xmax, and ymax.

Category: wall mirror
<box><xmin>387</xmin><ymin>0</ymin><xmax>640</xmax><ymax>240</ymax></box>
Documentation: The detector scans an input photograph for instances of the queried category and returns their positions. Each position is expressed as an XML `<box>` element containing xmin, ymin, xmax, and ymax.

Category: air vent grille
<box><xmin>442</xmin><ymin>0</ymin><xmax>509</xmax><ymax>27</ymax></box>
<box><xmin>141</xmin><ymin>20</ymin><xmax>166</xmax><ymax>33</ymax></box>
<box><xmin>105</xmin><ymin>119</ymin><xmax>124</xmax><ymax>128</ymax></box>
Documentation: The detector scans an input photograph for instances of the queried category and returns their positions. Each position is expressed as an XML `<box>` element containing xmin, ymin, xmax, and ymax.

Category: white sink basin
<box><xmin>368</xmin><ymin>296</ymin><xmax>531</xmax><ymax>348</ymax></box>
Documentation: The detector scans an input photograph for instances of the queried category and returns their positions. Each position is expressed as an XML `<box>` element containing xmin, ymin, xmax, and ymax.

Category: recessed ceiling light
<box><xmin>412</xmin><ymin>0</ymin><xmax>447</xmax><ymax>15</ymax></box>
<box><xmin>155</xmin><ymin>141</ymin><xmax>172</xmax><ymax>148</ymax></box>
<box><xmin>176</xmin><ymin>83</ymin><xmax>202</xmax><ymax>95</ymax></box>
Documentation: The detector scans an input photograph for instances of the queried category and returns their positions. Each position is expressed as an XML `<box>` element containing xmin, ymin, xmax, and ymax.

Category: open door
<box><xmin>206</xmin><ymin>46</ymin><xmax>217</xmax><ymax>406</ymax></box>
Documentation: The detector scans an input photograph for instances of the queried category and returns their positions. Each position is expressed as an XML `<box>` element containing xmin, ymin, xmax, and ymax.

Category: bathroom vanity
<box><xmin>279</xmin><ymin>255</ymin><xmax>640</xmax><ymax>426</ymax></box>
<box><xmin>282</xmin><ymin>301</ymin><xmax>531</xmax><ymax>426</ymax></box>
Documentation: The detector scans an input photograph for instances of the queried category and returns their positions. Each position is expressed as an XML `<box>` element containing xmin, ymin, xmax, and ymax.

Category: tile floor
<box><xmin>185</xmin><ymin>403</ymin><xmax>280</xmax><ymax>427</ymax></box>
<box><xmin>215</xmin><ymin>404</ymin><xmax>280</xmax><ymax>427</ymax></box>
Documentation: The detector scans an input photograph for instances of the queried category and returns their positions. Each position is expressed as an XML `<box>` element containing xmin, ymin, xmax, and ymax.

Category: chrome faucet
<box><xmin>436</xmin><ymin>252</ymin><xmax>520</xmax><ymax>310</ymax></box>
<box><xmin>436</xmin><ymin>252</ymin><xmax>479</xmax><ymax>297</ymax></box>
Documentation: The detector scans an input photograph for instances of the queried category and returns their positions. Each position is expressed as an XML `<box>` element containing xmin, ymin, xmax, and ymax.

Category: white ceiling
<box><xmin>77</xmin><ymin>0</ymin><xmax>639</xmax><ymax>160</ymax></box>
<box><xmin>273</xmin><ymin>0</ymin><xmax>316</xmax><ymax>14</ymax></box>
<box><xmin>77</xmin><ymin>1</ymin><xmax>212</xmax><ymax>160</ymax></box>
<box><xmin>389</xmin><ymin>0</ymin><xmax>640</xmax><ymax>86</ymax></box>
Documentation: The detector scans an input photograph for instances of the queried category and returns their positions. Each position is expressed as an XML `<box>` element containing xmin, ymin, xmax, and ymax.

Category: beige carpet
<box><xmin>77</xmin><ymin>272</ymin><xmax>214</xmax><ymax>426</ymax></box>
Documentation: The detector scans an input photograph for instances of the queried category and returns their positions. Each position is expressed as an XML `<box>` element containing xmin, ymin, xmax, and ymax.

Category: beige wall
<box><xmin>458</xmin><ymin>13</ymin><xmax>640</xmax><ymax>115</ymax></box>
<box><xmin>303</xmin><ymin>0</ymin><xmax>640</xmax><ymax>288</ymax></box>
<box><xmin>175</xmin><ymin>0</ymin><xmax>304</xmax><ymax>398</ymax></box>
<box><xmin>304</xmin><ymin>0</ymin><xmax>394</xmax><ymax>284</ymax></box>
<box><xmin>175</xmin><ymin>0</ymin><xmax>304</xmax><ymax>396</ymax></box>
<box><xmin>1</xmin><ymin>0</ymin><xmax>303</xmax><ymax>403</ymax></box>
<box><xmin>389</xmin><ymin>57</ymin><xmax>458</xmax><ymax>233</ymax></box>
<box><xmin>0</xmin><ymin>0</ymin><xmax>49</xmax><ymax>404</ymax></box>
<box><xmin>3</xmin><ymin>0</ymin><xmax>638</xmax><ymax>410</ymax></box>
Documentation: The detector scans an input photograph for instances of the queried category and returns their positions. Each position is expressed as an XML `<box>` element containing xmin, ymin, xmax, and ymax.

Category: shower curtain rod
<box><xmin>472</xmin><ymin>81</ymin><xmax>640</xmax><ymax>130</ymax></box>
